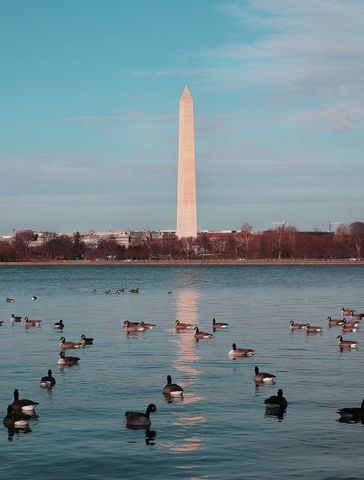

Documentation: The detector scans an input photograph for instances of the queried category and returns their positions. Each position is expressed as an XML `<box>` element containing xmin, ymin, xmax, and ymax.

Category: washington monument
<box><xmin>176</xmin><ymin>86</ymin><xmax>197</xmax><ymax>239</ymax></box>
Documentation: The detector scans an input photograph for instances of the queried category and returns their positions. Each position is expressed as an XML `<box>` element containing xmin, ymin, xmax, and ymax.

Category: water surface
<box><xmin>0</xmin><ymin>265</ymin><xmax>363</xmax><ymax>479</ymax></box>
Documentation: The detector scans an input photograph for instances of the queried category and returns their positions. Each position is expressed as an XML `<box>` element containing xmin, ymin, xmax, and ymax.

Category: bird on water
<box><xmin>162</xmin><ymin>375</ymin><xmax>183</xmax><ymax>397</ymax></box>
<box><xmin>40</xmin><ymin>370</ymin><xmax>56</xmax><ymax>388</ymax></box>
<box><xmin>212</xmin><ymin>318</ymin><xmax>229</xmax><ymax>329</ymax></box>
<box><xmin>125</xmin><ymin>404</ymin><xmax>156</xmax><ymax>428</ymax></box>
<box><xmin>254</xmin><ymin>366</ymin><xmax>276</xmax><ymax>384</ymax></box>
<box><xmin>54</xmin><ymin>319</ymin><xmax>64</xmax><ymax>330</ymax></box>
<box><xmin>337</xmin><ymin>399</ymin><xmax>364</xmax><ymax>422</ymax></box>
<box><xmin>228</xmin><ymin>343</ymin><xmax>255</xmax><ymax>358</ymax></box>
<box><xmin>3</xmin><ymin>405</ymin><xmax>31</xmax><ymax>429</ymax></box>
<box><xmin>58</xmin><ymin>351</ymin><xmax>80</xmax><ymax>366</ymax></box>
<box><xmin>264</xmin><ymin>389</ymin><xmax>287</xmax><ymax>415</ymax></box>
<box><xmin>12</xmin><ymin>389</ymin><xmax>39</xmax><ymax>412</ymax></box>
<box><xmin>194</xmin><ymin>327</ymin><xmax>213</xmax><ymax>339</ymax></box>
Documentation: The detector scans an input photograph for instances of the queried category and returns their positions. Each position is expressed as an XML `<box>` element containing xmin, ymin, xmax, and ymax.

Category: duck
<box><xmin>80</xmin><ymin>334</ymin><xmax>94</xmax><ymax>345</ymax></box>
<box><xmin>337</xmin><ymin>335</ymin><xmax>358</xmax><ymax>349</ymax></box>
<box><xmin>24</xmin><ymin>317</ymin><xmax>42</xmax><ymax>327</ymax></box>
<box><xmin>350</xmin><ymin>311</ymin><xmax>364</xmax><ymax>320</ymax></box>
<box><xmin>254</xmin><ymin>366</ymin><xmax>276</xmax><ymax>383</ymax></box>
<box><xmin>342</xmin><ymin>323</ymin><xmax>357</xmax><ymax>333</ymax></box>
<box><xmin>264</xmin><ymin>389</ymin><xmax>287</xmax><ymax>413</ymax></box>
<box><xmin>92</xmin><ymin>289</ymin><xmax>97</xmax><ymax>294</ymax></box>
<box><xmin>304</xmin><ymin>323</ymin><xmax>322</xmax><ymax>334</ymax></box>
<box><xmin>59</xmin><ymin>337</ymin><xmax>82</xmax><ymax>349</ymax></box>
<box><xmin>125</xmin><ymin>404</ymin><xmax>156</xmax><ymax>428</ymax></box>
<box><xmin>58</xmin><ymin>351</ymin><xmax>80</xmax><ymax>365</ymax></box>
<box><xmin>54</xmin><ymin>319</ymin><xmax>64</xmax><ymax>330</ymax></box>
<box><xmin>289</xmin><ymin>321</ymin><xmax>306</xmax><ymax>330</ymax></box>
<box><xmin>139</xmin><ymin>321</ymin><xmax>156</xmax><ymax>329</ymax></box>
<box><xmin>162</xmin><ymin>375</ymin><xmax>183</xmax><ymax>397</ymax></box>
<box><xmin>194</xmin><ymin>327</ymin><xmax>213</xmax><ymax>339</ymax></box>
<box><xmin>129</xmin><ymin>288</ymin><xmax>140</xmax><ymax>294</ymax></box>
<box><xmin>175</xmin><ymin>319</ymin><xmax>194</xmax><ymax>330</ymax></box>
<box><xmin>123</xmin><ymin>321</ymin><xmax>145</xmax><ymax>332</ymax></box>
<box><xmin>343</xmin><ymin>318</ymin><xmax>359</xmax><ymax>327</ymax></box>
<box><xmin>10</xmin><ymin>313</ymin><xmax>22</xmax><ymax>322</ymax></box>
<box><xmin>327</xmin><ymin>316</ymin><xmax>345</xmax><ymax>327</ymax></box>
<box><xmin>0</xmin><ymin>320</ymin><xmax>3</xmax><ymax>326</ymax></box>
<box><xmin>228</xmin><ymin>343</ymin><xmax>255</xmax><ymax>357</ymax></box>
<box><xmin>3</xmin><ymin>405</ymin><xmax>30</xmax><ymax>429</ymax></box>
<box><xmin>40</xmin><ymin>370</ymin><xmax>56</xmax><ymax>388</ymax></box>
<box><xmin>212</xmin><ymin>318</ymin><xmax>229</xmax><ymax>329</ymax></box>
<box><xmin>31</xmin><ymin>296</ymin><xmax>37</xmax><ymax>301</ymax></box>
<box><xmin>337</xmin><ymin>399</ymin><xmax>364</xmax><ymax>421</ymax></box>
<box><xmin>12</xmin><ymin>389</ymin><xmax>39</xmax><ymax>412</ymax></box>
<box><xmin>341</xmin><ymin>307</ymin><xmax>353</xmax><ymax>316</ymax></box>
<box><xmin>5</xmin><ymin>297</ymin><xmax>15</xmax><ymax>303</ymax></box>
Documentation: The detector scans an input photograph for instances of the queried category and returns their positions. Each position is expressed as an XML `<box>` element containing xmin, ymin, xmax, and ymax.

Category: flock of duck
<box><xmin>289</xmin><ymin>307</ymin><xmax>364</xmax><ymax>352</ymax></box>
<box><xmin>120</xmin><ymin>304</ymin><xmax>364</xmax><ymax>424</ymax></box>
<box><xmin>3</xmin><ymin>304</ymin><xmax>97</xmax><ymax>431</ymax></box>
<box><xmin>3</xmin><ymin>294</ymin><xmax>364</xmax><ymax>435</ymax></box>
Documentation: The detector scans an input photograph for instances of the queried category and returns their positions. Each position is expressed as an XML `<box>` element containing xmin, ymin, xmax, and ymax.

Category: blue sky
<box><xmin>1</xmin><ymin>0</ymin><xmax>363</xmax><ymax>234</ymax></box>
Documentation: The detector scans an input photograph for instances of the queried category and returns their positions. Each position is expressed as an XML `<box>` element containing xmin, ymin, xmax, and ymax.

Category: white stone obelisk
<box><xmin>176</xmin><ymin>86</ymin><xmax>197</xmax><ymax>239</ymax></box>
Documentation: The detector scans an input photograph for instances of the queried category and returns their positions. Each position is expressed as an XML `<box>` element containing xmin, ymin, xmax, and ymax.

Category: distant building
<box><xmin>0</xmin><ymin>235</ymin><xmax>12</xmax><ymax>243</ymax></box>
<box><xmin>79</xmin><ymin>229</ymin><xmax>130</xmax><ymax>248</ymax></box>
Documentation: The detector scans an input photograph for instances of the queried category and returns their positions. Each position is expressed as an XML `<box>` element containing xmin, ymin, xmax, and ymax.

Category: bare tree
<box><xmin>350</xmin><ymin>222</ymin><xmax>364</xmax><ymax>259</ymax></box>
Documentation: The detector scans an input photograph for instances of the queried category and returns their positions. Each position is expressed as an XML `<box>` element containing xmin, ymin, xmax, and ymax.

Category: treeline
<box><xmin>0</xmin><ymin>222</ymin><xmax>364</xmax><ymax>262</ymax></box>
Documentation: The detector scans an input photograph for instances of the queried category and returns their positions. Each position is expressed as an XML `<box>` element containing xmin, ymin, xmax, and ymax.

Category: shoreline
<box><xmin>0</xmin><ymin>259</ymin><xmax>363</xmax><ymax>266</ymax></box>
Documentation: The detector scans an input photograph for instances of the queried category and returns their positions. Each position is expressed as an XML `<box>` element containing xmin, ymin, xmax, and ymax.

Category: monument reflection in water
<box><xmin>162</xmin><ymin>289</ymin><xmax>206</xmax><ymax>458</ymax></box>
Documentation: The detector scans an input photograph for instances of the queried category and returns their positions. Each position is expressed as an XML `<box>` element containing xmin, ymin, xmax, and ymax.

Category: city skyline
<box><xmin>0</xmin><ymin>1</ymin><xmax>363</xmax><ymax>235</ymax></box>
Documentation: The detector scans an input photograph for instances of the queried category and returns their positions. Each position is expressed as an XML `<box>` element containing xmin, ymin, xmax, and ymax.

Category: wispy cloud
<box><xmin>208</xmin><ymin>1</ymin><xmax>364</xmax><ymax>126</ymax></box>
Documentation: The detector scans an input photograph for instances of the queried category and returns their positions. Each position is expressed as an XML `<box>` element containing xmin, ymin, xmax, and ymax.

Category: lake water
<box><xmin>0</xmin><ymin>265</ymin><xmax>364</xmax><ymax>479</ymax></box>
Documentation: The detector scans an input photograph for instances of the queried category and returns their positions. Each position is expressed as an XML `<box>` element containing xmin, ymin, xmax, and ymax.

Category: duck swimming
<box><xmin>12</xmin><ymin>389</ymin><xmax>39</xmax><ymax>412</ymax></box>
<box><xmin>40</xmin><ymin>370</ymin><xmax>56</xmax><ymax>388</ymax></box>
<box><xmin>337</xmin><ymin>335</ymin><xmax>358</xmax><ymax>349</ymax></box>
<box><xmin>125</xmin><ymin>404</ymin><xmax>156</xmax><ymax>428</ymax></box>
<box><xmin>229</xmin><ymin>343</ymin><xmax>255</xmax><ymax>358</ymax></box>
<box><xmin>337</xmin><ymin>399</ymin><xmax>364</xmax><ymax>422</ymax></box>
<box><xmin>264</xmin><ymin>389</ymin><xmax>287</xmax><ymax>414</ymax></box>
<box><xmin>58</xmin><ymin>351</ymin><xmax>80</xmax><ymax>366</ymax></box>
<box><xmin>10</xmin><ymin>314</ymin><xmax>22</xmax><ymax>322</ymax></box>
<box><xmin>194</xmin><ymin>327</ymin><xmax>213</xmax><ymax>339</ymax></box>
<box><xmin>80</xmin><ymin>334</ymin><xmax>94</xmax><ymax>345</ymax></box>
<box><xmin>304</xmin><ymin>323</ymin><xmax>322</xmax><ymax>334</ymax></box>
<box><xmin>254</xmin><ymin>366</ymin><xmax>276</xmax><ymax>383</ymax></box>
<box><xmin>162</xmin><ymin>375</ymin><xmax>183</xmax><ymax>397</ymax></box>
<box><xmin>289</xmin><ymin>321</ymin><xmax>306</xmax><ymax>330</ymax></box>
<box><xmin>175</xmin><ymin>320</ymin><xmax>194</xmax><ymax>330</ymax></box>
<box><xmin>123</xmin><ymin>321</ymin><xmax>145</xmax><ymax>332</ymax></box>
<box><xmin>54</xmin><ymin>319</ymin><xmax>64</xmax><ymax>330</ymax></box>
<box><xmin>3</xmin><ymin>405</ymin><xmax>30</xmax><ymax>429</ymax></box>
<box><xmin>212</xmin><ymin>318</ymin><xmax>229</xmax><ymax>329</ymax></box>
<box><xmin>350</xmin><ymin>311</ymin><xmax>364</xmax><ymax>320</ymax></box>
<box><xmin>24</xmin><ymin>317</ymin><xmax>42</xmax><ymax>327</ymax></box>
<box><xmin>327</xmin><ymin>316</ymin><xmax>345</xmax><ymax>327</ymax></box>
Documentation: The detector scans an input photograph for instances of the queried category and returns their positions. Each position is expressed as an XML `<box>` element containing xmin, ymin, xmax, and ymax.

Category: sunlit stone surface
<box><xmin>176</xmin><ymin>86</ymin><xmax>197</xmax><ymax>239</ymax></box>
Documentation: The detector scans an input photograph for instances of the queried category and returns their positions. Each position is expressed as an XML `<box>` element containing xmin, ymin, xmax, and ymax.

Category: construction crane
<box><xmin>322</xmin><ymin>221</ymin><xmax>343</xmax><ymax>233</ymax></box>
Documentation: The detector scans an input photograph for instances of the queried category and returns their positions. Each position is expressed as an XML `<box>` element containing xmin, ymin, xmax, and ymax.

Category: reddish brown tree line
<box><xmin>0</xmin><ymin>223</ymin><xmax>364</xmax><ymax>262</ymax></box>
